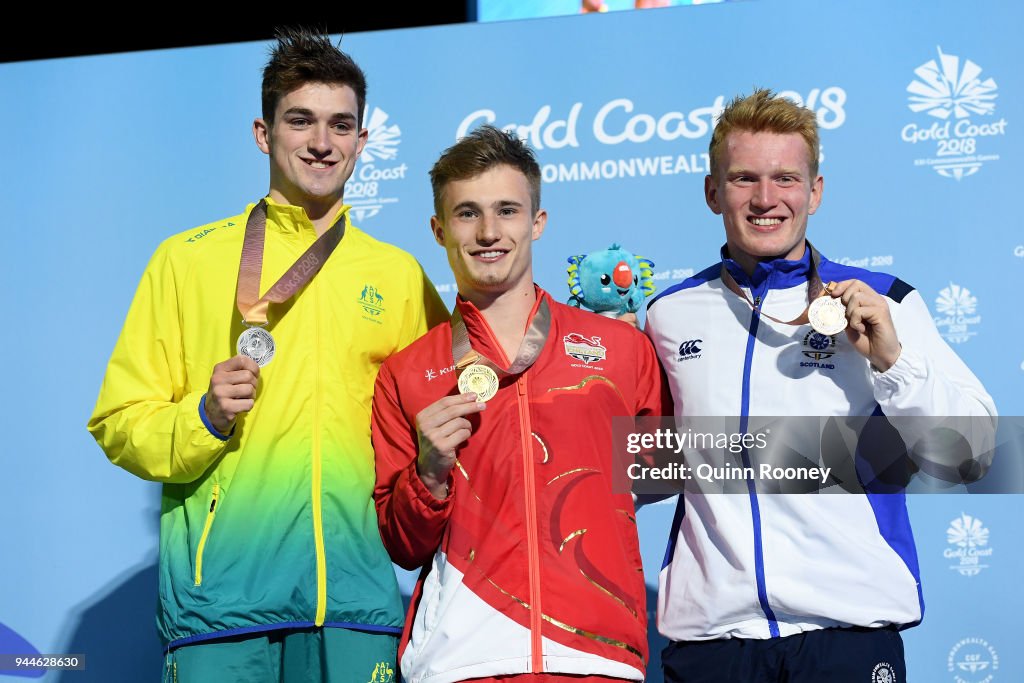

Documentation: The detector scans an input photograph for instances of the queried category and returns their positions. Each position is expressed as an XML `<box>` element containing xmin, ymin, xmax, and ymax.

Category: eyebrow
<box><xmin>281</xmin><ymin>107</ymin><xmax>357</xmax><ymax>122</ymax></box>
<box><xmin>726</xmin><ymin>167</ymin><xmax>805</xmax><ymax>178</ymax></box>
<box><xmin>451</xmin><ymin>201</ymin><xmax>482</xmax><ymax>214</ymax></box>
<box><xmin>451</xmin><ymin>199</ymin><xmax>524</xmax><ymax>213</ymax></box>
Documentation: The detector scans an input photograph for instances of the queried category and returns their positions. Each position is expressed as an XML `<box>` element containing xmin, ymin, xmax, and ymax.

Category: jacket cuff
<box><xmin>198</xmin><ymin>394</ymin><xmax>234</xmax><ymax>441</ymax></box>
<box><xmin>403</xmin><ymin>458</ymin><xmax>454</xmax><ymax>513</ymax></box>
<box><xmin>873</xmin><ymin>348</ymin><xmax>926</xmax><ymax>401</ymax></box>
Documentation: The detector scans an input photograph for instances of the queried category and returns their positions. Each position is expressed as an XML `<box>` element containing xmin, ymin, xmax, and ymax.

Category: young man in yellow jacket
<box><xmin>88</xmin><ymin>27</ymin><xmax>447</xmax><ymax>683</ymax></box>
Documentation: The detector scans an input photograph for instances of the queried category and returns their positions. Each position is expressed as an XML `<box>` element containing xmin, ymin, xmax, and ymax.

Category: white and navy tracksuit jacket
<box><xmin>644</xmin><ymin>246</ymin><xmax>996</xmax><ymax>642</ymax></box>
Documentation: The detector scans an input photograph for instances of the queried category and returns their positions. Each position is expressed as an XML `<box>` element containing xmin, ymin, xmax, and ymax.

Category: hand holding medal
<box><xmin>827</xmin><ymin>279</ymin><xmax>902</xmax><ymax>372</ymax></box>
<box><xmin>204</xmin><ymin>355</ymin><xmax>260</xmax><ymax>435</ymax></box>
<box><xmin>415</xmin><ymin>337</ymin><xmax>542</xmax><ymax>501</ymax></box>
<box><xmin>719</xmin><ymin>243</ymin><xmax>901</xmax><ymax>372</ymax></box>
<box><xmin>201</xmin><ymin>200</ymin><xmax>347</xmax><ymax>435</ymax></box>
<box><xmin>414</xmin><ymin>393</ymin><xmax>487</xmax><ymax>499</ymax></box>
<box><xmin>411</xmin><ymin>298</ymin><xmax>553</xmax><ymax>499</ymax></box>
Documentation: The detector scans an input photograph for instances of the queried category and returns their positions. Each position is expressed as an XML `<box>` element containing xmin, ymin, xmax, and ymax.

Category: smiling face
<box><xmin>706</xmin><ymin>130</ymin><xmax>823</xmax><ymax>274</ymax></box>
<box><xmin>431</xmin><ymin>164</ymin><xmax>547</xmax><ymax>303</ymax></box>
<box><xmin>253</xmin><ymin>82</ymin><xmax>367</xmax><ymax>215</ymax></box>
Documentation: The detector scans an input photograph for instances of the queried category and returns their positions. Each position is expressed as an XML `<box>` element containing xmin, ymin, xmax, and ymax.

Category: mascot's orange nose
<box><xmin>613</xmin><ymin>261</ymin><xmax>633</xmax><ymax>288</ymax></box>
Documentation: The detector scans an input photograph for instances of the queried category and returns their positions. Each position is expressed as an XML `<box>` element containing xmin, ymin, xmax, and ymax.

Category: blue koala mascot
<box><xmin>567</xmin><ymin>244</ymin><xmax>656</xmax><ymax>316</ymax></box>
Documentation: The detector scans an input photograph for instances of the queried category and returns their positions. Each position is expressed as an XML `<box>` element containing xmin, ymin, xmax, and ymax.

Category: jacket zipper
<box><xmin>312</xmin><ymin>273</ymin><xmax>327</xmax><ymax>626</ymax></box>
<box><xmin>518</xmin><ymin>375</ymin><xmax>543</xmax><ymax>672</ymax></box>
<box><xmin>193</xmin><ymin>484</ymin><xmax>220</xmax><ymax>586</ymax></box>
<box><xmin>740</xmin><ymin>280</ymin><xmax>780</xmax><ymax>638</ymax></box>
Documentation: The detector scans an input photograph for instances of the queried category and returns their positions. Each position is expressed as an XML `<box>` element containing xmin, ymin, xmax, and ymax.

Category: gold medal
<box><xmin>458</xmin><ymin>364</ymin><xmax>499</xmax><ymax>402</ymax></box>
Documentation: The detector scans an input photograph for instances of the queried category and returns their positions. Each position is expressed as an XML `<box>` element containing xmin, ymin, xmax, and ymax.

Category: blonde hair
<box><xmin>709</xmin><ymin>88</ymin><xmax>820</xmax><ymax>179</ymax></box>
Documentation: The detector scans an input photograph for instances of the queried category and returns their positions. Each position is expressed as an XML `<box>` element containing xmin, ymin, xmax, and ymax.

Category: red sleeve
<box><xmin>631</xmin><ymin>328</ymin><xmax>676</xmax><ymax>504</ymax></box>
<box><xmin>372</xmin><ymin>360</ymin><xmax>454</xmax><ymax>570</ymax></box>
<box><xmin>634</xmin><ymin>328</ymin><xmax>673</xmax><ymax>418</ymax></box>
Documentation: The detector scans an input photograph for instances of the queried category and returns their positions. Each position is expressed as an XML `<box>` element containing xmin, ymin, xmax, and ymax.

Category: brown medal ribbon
<box><xmin>450</xmin><ymin>296</ymin><xmax>552</xmax><ymax>380</ymax></box>
<box><xmin>236</xmin><ymin>199</ymin><xmax>346</xmax><ymax>326</ymax></box>
<box><xmin>720</xmin><ymin>240</ymin><xmax>834</xmax><ymax>326</ymax></box>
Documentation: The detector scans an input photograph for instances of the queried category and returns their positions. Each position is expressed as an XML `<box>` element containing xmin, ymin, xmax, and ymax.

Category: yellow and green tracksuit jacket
<box><xmin>88</xmin><ymin>199</ymin><xmax>448</xmax><ymax>649</ymax></box>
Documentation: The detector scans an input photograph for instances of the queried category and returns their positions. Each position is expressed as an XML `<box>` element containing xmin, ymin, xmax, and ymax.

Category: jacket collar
<box><xmin>259</xmin><ymin>196</ymin><xmax>351</xmax><ymax>238</ymax></box>
<box><xmin>720</xmin><ymin>242</ymin><xmax>815</xmax><ymax>291</ymax></box>
<box><xmin>454</xmin><ymin>286</ymin><xmax>549</xmax><ymax>367</ymax></box>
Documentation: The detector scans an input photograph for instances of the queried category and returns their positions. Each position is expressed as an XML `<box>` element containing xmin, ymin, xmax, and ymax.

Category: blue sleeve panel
<box><xmin>817</xmin><ymin>259</ymin><xmax>916</xmax><ymax>303</ymax></box>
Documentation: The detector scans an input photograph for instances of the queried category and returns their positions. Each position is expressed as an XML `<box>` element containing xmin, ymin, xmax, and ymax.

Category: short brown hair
<box><xmin>430</xmin><ymin>125</ymin><xmax>542</xmax><ymax>219</ymax></box>
<box><xmin>709</xmin><ymin>88</ymin><xmax>820</xmax><ymax>179</ymax></box>
<box><xmin>261</xmin><ymin>27</ymin><xmax>367</xmax><ymax>127</ymax></box>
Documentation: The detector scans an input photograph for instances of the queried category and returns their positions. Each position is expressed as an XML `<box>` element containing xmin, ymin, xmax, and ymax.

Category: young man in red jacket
<box><xmin>372</xmin><ymin>125</ymin><xmax>671</xmax><ymax>683</ymax></box>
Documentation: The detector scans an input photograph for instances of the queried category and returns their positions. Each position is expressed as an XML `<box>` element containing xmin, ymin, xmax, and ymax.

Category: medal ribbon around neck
<box><xmin>449</xmin><ymin>296</ymin><xmax>553</xmax><ymax>401</ymax></box>
<box><xmin>719</xmin><ymin>240</ymin><xmax>846</xmax><ymax>335</ymax></box>
<box><xmin>234</xmin><ymin>199</ymin><xmax>347</xmax><ymax>365</ymax></box>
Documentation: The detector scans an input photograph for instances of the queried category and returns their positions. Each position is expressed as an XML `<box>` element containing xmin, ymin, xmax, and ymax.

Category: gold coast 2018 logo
<box><xmin>933</xmin><ymin>282</ymin><xmax>981</xmax><ymax>344</ymax></box>
<box><xmin>901</xmin><ymin>47</ymin><xmax>1007</xmax><ymax>181</ymax></box>
<box><xmin>347</xmin><ymin>106</ymin><xmax>407</xmax><ymax>223</ymax></box>
<box><xmin>945</xmin><ymin>513</ymin><xmax>993</xmax><ymax>577</ymax></box>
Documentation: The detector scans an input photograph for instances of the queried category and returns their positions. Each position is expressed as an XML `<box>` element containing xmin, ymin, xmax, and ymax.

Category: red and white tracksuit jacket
<box><xmin>372</xmin><ymin>289</ymin><xmax>670</xmax><ymax>683</ymax></box>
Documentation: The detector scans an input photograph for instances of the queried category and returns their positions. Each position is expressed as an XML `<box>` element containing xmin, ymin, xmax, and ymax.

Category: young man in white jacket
<box><xmin>645</xmin><ymin>88</ymin><xmax>996</xmax><ymax>683</ymax></box>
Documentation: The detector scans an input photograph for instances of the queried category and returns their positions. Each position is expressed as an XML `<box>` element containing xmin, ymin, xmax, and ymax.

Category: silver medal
<box><xmin>237</xmin><ymin>326</ymin><xmax>275</xmax><ymax>367</ymax></box>
<box><xmin>808</xmin><ymin>296</ymin><xmax>848</xmax><ymax>336</ymax></box>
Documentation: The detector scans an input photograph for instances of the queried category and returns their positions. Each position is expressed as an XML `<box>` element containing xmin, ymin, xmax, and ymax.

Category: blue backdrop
<box><xmin>2</xmin><ymin>1</ymin><xmax>1022</xmax><ymax>680</ymax></box>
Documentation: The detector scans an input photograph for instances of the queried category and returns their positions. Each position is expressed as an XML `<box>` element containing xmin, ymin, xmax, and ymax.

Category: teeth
<box><xmin>477</xmin><ymin>251</ymin><xmax>504</xmax><ymax>258</ymax></box>
<box><xmin>308</xmin><ymin>161</ymin><xmax>330</xmax><ymax>169</ymax></box>
<box><xmin>751</xmin><ymin>217</ymin><xmax>782</xmax><ymax>226</ymax></box>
